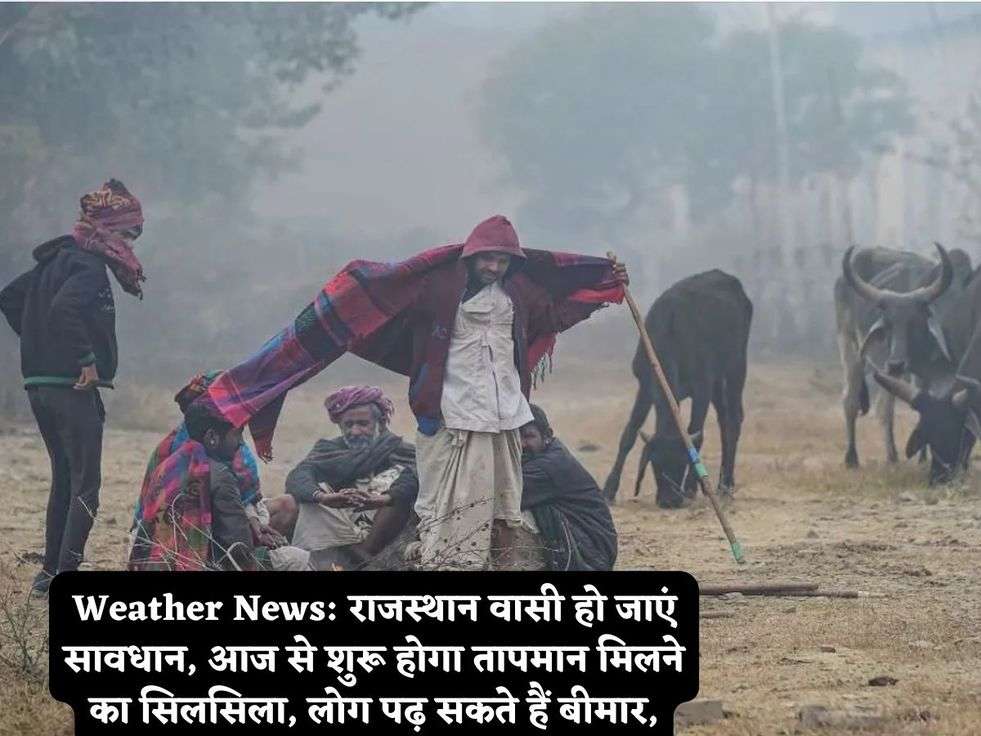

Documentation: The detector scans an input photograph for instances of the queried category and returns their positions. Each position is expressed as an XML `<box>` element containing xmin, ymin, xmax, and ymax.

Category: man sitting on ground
<box><xmin>266</xmin><ymin>385</ymin><xmax>417</xmax><ymax>570</ymax></box>
<box><xmin>130</xmin><ymin>402</ymin><xmax>310</xmax><ymax>571</ymax></box>
<box><xmin>131</xmin><ymin>371</ymin><xmax>288</xmax><ymax>560</ymax></box>
<box><xmin>519</xmin><ymin>404</ymin><xmax>618</xmax><ymax>571</ymax></box>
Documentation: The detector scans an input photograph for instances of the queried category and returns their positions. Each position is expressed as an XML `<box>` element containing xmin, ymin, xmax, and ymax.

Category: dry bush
<box><xmin>0</xmin><ymin>587</ymin><xmax>48</xmax><ymax>686</ymax></box>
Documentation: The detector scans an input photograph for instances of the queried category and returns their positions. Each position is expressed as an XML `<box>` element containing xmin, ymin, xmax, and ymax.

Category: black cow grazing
<box><xmin>603</xmin><ymin>270</ymin><xmax>752</xmax><ymax>507</ymax></box>
<box><xmin>870</xmin><ymin>263</ymin><xmax>981</xmax><ymax>484</ymax></box>
<box><xmin>835</xmin><ymin>244</ymin><xmax>973</xmax><ymax>468</ymax></box>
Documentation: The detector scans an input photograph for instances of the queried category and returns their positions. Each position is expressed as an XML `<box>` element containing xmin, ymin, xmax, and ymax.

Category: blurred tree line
<box><xmin>0</xmin><ymin>3</ymin><xmax>421</xmax><ymax>400</ymax></box>
<box><xmin>0</xmin><ymin>3</ymin><xmax>926</xmax><ymax>416</ymax></box>
<box><xmin>479</xmin><ymin>4</ymin><xmax>913</xmax><ymax>241</ymax></box>
<box><xmin>476</xmin><ymin>4</ymin><xmax>916</xmax><ymax>356</ymax></box>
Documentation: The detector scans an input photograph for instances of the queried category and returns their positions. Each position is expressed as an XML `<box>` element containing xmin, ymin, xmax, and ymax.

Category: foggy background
<box><xmin>3</xmin><ymin>2</ymin><xmax>981</xmax><ymax>427</ymax></box>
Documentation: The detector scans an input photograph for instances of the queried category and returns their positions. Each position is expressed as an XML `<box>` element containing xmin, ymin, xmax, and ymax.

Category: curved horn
<box><xmin>842</xmin><ymin>246</ymin><xmax>889</xmax><ymax>305</ymax></box>
<box><xmin>872</xmin><ymin>368</ymin><xmax>919</xmax><ymax>406</ymax></box>
<box><xmin>909</xmin><ymin>243</ymin><xmax>953</xmax><ymax>304</ymax></box>
<box><xmin>952</xmin><ymin>374</ymin><xmax>981</xmax><ymax>408</ymax></box>
<box><xmin>952</xmin><ymin>389</ymin><xmax>970</xmax><ymax>408</ymax></box>
<box><xmin>955</xmin><ymin>374</ymin><xmax>981</xmax><ymax>394</ymax></box>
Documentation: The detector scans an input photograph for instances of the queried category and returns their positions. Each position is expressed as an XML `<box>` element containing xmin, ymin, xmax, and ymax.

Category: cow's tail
<box><xmin>859</xmin><ymin>376</ymin><xmax>870</xmax><ymax>415</ymax></box>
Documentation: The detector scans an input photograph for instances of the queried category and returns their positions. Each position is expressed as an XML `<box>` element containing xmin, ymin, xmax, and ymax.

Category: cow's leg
<box><xmin>959</xmin><ymin>432</ymin><xmax>976</xmax><ymax>473</ymax></box>
<box><xmin>632</xmin><ymin>439</ymin><xmax>652</xmax><ymax>497</ymax></box>
<box><xmin>874</xmin><ymin>385</ymin><xmax>899</xmax><ymax>464</ymax></box>
<box><xmin>603</xmin><ymin>385</ymin><xmax>653</xmax><ymax>502</ymax></box>
<box><xmin>842</xmin><ymin>365</ymin><xmax>864</xmax><ymax>468</ymax></box>
<box><xmin>838</xmin><ymin>330</ymin><xmax>865</xmax><ymax>468</ymax></box>
<box><xmin>684</xmin><ymin>392</ymin><xmax>712</xmax><ymax>501</ymax></box>
<box><xmin>715</xmin><ymin>369</ymin><xmax>746</xmax><ymax>494</ymax></box>
<box><xmin>712</xmin><ymin>381</ymin><xmax>732</xmax><ymax>493</ymax></box>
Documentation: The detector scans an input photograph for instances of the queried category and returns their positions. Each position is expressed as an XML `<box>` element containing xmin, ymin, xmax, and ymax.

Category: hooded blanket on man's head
<box><xmin>197</xmin><ymin>230</ymin><xmax>623</xmax><ymax>460</ymax></box>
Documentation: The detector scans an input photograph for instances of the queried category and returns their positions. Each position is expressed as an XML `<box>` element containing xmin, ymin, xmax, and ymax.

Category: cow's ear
<box><xmin>926</xmin><ymin>310</ymin><xmax>952</xmax><ymax>362</ymax></box>
<box><xmin>859</xmin><ymin>318</ymin><xmax>887</xmax><ymax>360</ymax></box>
<box><xmin>905</xmin><ymin>426</ymin><xmax>927</xmax><ymax>459</ymax></box>
<box><xmin>966</xmin><ymin>410</ymin><xmax>981</xmax><ymax>442</ymax></box>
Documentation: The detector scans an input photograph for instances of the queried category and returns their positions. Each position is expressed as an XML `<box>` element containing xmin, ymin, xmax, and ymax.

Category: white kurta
<box><xmin>440</xmin><ymin>281</ymin><xmax>534</xmax><ymax>432</ymax></box>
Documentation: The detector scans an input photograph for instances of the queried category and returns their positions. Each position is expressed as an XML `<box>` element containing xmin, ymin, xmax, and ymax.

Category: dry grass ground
<box><xmin>2</xmin><ymin>358</ymin><xmax>981</xmax><ymax>735</ymax></box>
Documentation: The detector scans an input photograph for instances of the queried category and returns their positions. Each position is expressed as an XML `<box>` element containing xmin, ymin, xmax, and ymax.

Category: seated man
<box><xmin>131</xmin><ymin>371</ymin><xmax>288</xmax><ymax>559</ymax></box>
<box><xmin>519</xmin><ymin>404</ymin><xmax>618</xmax><ymax>571</ymax></box>
<box><xmin>130</xmin><ymin>402</ymin><xmax>310</xmax><ymax>571</ymax></box>
<box><xmin>266</xmin><ymin>385</ymin><xmax>417</xmax><ymax>570</ymax></box>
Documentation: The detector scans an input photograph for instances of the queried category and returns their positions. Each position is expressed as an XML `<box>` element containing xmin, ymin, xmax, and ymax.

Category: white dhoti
<box><xmin>292</xmin><ymin>504</ymin><xmax>375</xmax><ymax>550</ymax></box>
<box><xmin>414</xmin><ymin>426</ymin><xmax>524</xmax><ymax>570</ymax></box>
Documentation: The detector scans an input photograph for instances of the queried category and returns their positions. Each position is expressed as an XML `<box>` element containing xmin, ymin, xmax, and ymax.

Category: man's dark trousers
<box><xmin>27</xmin><ymin>386</ymin><xmax>104</xmax><ymax>574</ymax></box>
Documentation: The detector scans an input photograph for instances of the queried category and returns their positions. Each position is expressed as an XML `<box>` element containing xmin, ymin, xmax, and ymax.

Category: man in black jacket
<box><xmin>0</xmin><ymin>179</ymin><xmax>145</xmax><ymax>594</ymax></box>
<box><xmin>519</xmin><ymin>405</ymin><xmax>618</xmax><ymax>571</ymax></box>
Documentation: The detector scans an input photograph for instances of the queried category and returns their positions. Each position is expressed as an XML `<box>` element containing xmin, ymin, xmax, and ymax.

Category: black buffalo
<box><xmin>870</xmin><ymin>263</ymin><xmax>981</xmax><ymax>484</ymax></box>
<box><xmin>603</xmin><ymin>270</ymin><xmax>752</xmax><ymax>507</ymax></box>
<box><xmin>835</xmin><ymin>244</ymin><xmax>973</xmax><ymax>468</ymax></box>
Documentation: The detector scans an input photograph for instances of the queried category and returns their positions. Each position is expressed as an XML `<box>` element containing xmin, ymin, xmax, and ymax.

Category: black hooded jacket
<box><xmin>0</xmin><ymin>236</ymin><xmax>117</xmax><ymax>388</ymax></box>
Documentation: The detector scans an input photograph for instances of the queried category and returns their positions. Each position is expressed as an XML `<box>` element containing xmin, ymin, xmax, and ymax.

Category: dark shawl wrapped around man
<box><xmin>521</xmin><ymin>439</ymin><xmax>618</xmax><ymax>571</ymax></box>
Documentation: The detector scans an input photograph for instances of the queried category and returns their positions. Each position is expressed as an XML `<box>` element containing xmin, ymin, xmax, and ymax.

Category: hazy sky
<box><xmin>253</xmin><ymin>2</ymin><xmax>981</xmax><ymax>244</ymax></box>
<box><xmin>253</xmin><ymin>4</ymin><xmax>570</xmax><ymax>241</ymax></box>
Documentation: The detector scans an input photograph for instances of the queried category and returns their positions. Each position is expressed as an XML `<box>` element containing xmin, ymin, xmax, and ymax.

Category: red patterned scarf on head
<box><xmin>72</xmin><ymin>179</ymin><xmax>146</xmax><ymax>298</ymax></box>
<box><xmin>325</xmin><ymin>385</ymin><xmax>395</xmax><ymax>424</ymax></box>
<box><xmin>175</xmin><ymin>370</ymin><xmax>224</xmax><ymax>413</ymax></box>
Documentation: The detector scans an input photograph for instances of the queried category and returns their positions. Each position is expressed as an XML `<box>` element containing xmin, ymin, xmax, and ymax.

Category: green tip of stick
<box><xmin>730</xmin><ymin>541</ymin><xmax>745</xmax><ymax>564</ymax></box>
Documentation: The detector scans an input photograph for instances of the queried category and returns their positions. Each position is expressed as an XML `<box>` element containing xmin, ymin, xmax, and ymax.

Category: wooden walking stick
<box><xmin>607</xmin><ymin>251</ymin><xmax>746</xmax><ymax>564</ymax></box>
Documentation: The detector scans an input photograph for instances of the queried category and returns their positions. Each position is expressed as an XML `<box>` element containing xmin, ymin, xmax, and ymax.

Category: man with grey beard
<box><xmin>267</xmin><ymin>385</ymin><xmax>417</xmax><ymax>569</ymax></box>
